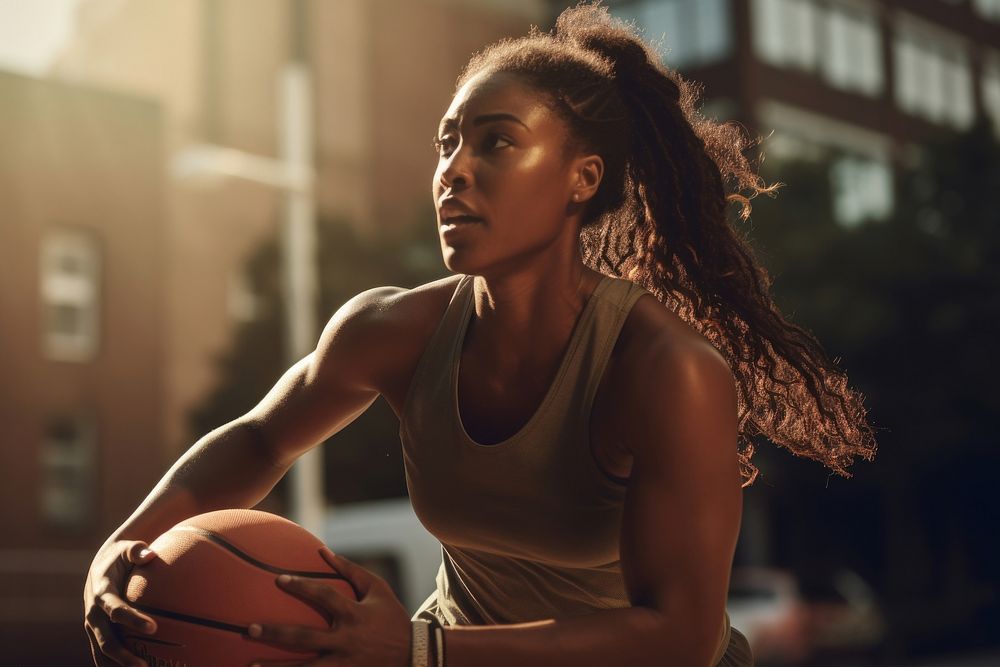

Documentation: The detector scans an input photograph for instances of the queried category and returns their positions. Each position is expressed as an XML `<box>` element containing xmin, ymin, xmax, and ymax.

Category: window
<box><xmin>830</xmin><ymin>154</ymin><xmax>894</xmax><ymax>226</ymax></box>
<box><xmin>972</xmin><ymin>0</ymin><xmax>1000</xmax><ymax>21</ymax></box>
<box><xmin>40</xmin><ymin>230</ymin><xmax>101</xmax><ymax>362</ymax></box>
<box><xmin>615</xmin><ymin>0</ymin><xmax>733</xmax><ymax>69</ymax></box>
<box><xmin>757</xmin><ymin>99</ymin><xmax>894</xmax><ymax>226</ymax></box>
<box><xmin>893</xmin><ymin>15</ymin><xmax>974</xmax><ymax>129</ymax></box>
<box><xmin>40</xmin><ymin>414</ymin><xmax>97</xmax><ymax>529</ymax></box>
<box><xmin>752</xmin><ymin>0</ymin><xmax>820</xmax><ymax>69</ymax></box>
<box><xmin>752</xmin><ymin>0</ymin><xmax>884</xmax><ymax>97</ymax></box>
<box><xmin>821</xmin><ymin>3</ymin><xmax>884</xmax><ymax>96</ymax></box>
<box><xmin>981</xmin><ymin>51</ymin><xmax>1000</xmax><ymax>139</ymax></box>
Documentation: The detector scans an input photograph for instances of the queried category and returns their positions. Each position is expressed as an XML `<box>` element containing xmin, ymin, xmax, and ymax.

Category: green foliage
<box><xmin>743</xmin><ymin>118</ymin><xmax>1000</xmax><ymax>647</ymax></box>
<box><xmin>188</xmin><ymin>210</ymin><xmax>447</xmax><ymax>506</ymax></box>
<box><xmin>749</xmin><ymin>119</ymin><xmax>1000</xmax><ymax>474</ymax></box>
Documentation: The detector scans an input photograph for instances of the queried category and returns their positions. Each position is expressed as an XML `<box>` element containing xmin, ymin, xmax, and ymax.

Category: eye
<box><xmin>432</xmin><ymin>135</ymin><xmax>457</xmax><ymax>157</ymax></box>
<box><xmin>485</xmin><ymin>133</ymin><xmax>513</xmax><ymax>151</ymax></box>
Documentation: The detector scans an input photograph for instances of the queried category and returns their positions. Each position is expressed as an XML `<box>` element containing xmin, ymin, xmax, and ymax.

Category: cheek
<box><xmin>492</xmin><ymin>152</ymin><xmax>567</xmax><ymax>218</ymax></box>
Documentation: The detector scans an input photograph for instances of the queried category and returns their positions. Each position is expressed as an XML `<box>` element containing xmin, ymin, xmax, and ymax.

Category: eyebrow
<box><xmin>439</xmin><ymin>113</ymin><xmax>530</xmax><ymax>134</ymax></box>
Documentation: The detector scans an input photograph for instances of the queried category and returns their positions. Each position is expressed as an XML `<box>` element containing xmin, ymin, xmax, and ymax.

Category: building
<box><xmin>0</xmin><ymin>2</ymin><xmax>548</xmax><ymax>662</ymax></box>
<box><xmin>0</xmin><ymin>70</ymin><xmax>168</xmax><ymax>666</ymax></box>
<box><xmin>595</xmin><ymin>0</ymin><xmax>1000</xmax><ymax>226</ymax></box>
<box><xmin>52</xmin><ymin>0</ymin><xmax>550</xmax><ymax>462</ymax></box>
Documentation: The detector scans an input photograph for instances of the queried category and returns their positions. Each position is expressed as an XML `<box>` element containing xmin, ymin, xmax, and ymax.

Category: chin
<box><xmin>439</xmin><ymin>242</ymin><xmax>486</xmax><ymax>275</ymax></box>
<box><xmin>441</xmin><ymin>251</ymin><xmax>479</xmax><ymax>275</ymax></box>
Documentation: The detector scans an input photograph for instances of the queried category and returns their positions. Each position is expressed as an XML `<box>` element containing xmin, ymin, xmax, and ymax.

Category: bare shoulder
<box><xmin>313</xmin><ymin>273</ymin><xmax>464</xmax><ymax>401</ymax></box>
<box><xmin>611</xmin><ymin>291</ymin><xmax>737</xmax><ymax>453</ymax></box>
<box><xmin>617</xmin><ymin>292</ymin><xmax>731</xmax><ymax>376</ymax></box>
<box><xmin>328</xmin><ymin>273</ymin><xmax>462</xmax><ymax>339</ymax></box>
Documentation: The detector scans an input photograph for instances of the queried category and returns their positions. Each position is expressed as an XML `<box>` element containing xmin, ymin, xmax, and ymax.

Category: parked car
<box><xmin>727</xmin><ymin>566</ymin><xmax>886</xmax><ymax>665</ymax></box>
<box><xmin>322</xmin><ymin>497</ymin><xmax>441</xmax><ymax>613</ymax></box>
<box><xmin>728</xmin><ymin>567</ymin><xmax>811</xmax><ymax>664</ymax></box>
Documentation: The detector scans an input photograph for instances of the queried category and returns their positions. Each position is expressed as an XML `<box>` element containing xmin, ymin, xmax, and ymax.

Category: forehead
<box><xmin>438</xmin><ymin>70</ymin><xmax>558</xmax><ymax>131</ymax></box>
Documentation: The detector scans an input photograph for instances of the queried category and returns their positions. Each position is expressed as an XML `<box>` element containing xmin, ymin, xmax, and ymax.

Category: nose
<box><xmin>438</xmin><ymin>147</ymin><xmax>472</xmax><ymax>191</ymax></box>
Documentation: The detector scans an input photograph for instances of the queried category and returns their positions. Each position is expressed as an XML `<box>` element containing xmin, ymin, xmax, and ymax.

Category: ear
<box><xmin>569</xmin><ymin>153</ymin><xmax>604</xmax><ymax>205</ymax></box>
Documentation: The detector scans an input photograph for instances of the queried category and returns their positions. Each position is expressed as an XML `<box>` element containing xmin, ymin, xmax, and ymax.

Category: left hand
<box><xmin>245</xmin><ymin>547</ymin><xmax>412</xmax><ymax>667</ymax></box>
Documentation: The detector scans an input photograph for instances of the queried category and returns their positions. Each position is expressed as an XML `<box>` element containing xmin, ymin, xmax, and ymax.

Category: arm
<box><xmin>106</xmin><ymin>285</ymin><xmax>402</xmax><ymax>548</ymax></box>
<box><xmin>444</xmin><ymin>338</ymin><xmax>744</xmax><ymax>667</ymax></box>
<box><xmin>86</xmin><ymin>286</ymin><xmax>409</xmax><ymax>666</ymax></box>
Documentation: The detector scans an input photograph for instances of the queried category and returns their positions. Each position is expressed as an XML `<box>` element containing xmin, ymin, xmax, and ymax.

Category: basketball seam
<box><xmin>167</xmin><ymin>526</ymin><xmax>361</xmax><ymax>600</ymax></box>
<box><xmin>127</xmin><ymin>603</ymin><xmax>249</xmax><ymax>636</ymax></box>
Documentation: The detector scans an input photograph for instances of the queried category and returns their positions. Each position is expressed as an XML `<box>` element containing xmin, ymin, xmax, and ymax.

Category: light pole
<box><xmin>171</xmin><ymin>62</ymin><xmax>326</xmax><ymax>538</ymax></box>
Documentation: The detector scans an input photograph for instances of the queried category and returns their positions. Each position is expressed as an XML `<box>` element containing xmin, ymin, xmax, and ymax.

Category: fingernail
<box><xmin>277</xmin><ymin>574</ymin><xmax>292</xmax><ymax>584</ymax></box>
<box><xmin>139</xmin><ymin>548</ymin><xmax>152</xmax><ymax>558</ymax></box>
<box><xmin>248</xmin><ymin>623</ymin><xmax>262</xmax><ymax>637</ymax></box>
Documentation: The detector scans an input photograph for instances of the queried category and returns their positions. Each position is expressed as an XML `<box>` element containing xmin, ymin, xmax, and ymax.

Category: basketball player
<box><xmin>83</xmin><ymin>4</ymin><xmax>877</xmax><ymax>666</ymax></box>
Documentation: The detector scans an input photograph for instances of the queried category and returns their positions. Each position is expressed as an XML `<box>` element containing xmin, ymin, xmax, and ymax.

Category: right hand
<box><xmin>83</xmin><ymin>540</ymin><xmax>159</xmax><ymax>667</ymax></box>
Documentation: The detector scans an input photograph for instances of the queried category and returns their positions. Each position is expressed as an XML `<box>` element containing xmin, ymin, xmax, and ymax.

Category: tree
<box><xmin>189</xmin><ymin>210</ymin><xmax>447</xmax><ymax>510</ymax></box>
<box><xmin>744</xmin><ymin>118</ymin><xmax>1000</xmax><ymax>656</ymax></box>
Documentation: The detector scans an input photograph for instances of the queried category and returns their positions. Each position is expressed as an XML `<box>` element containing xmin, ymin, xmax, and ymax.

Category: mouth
<box><xmin>440</xmin><ymin>215</ymin><xmax>483</xmax><ymax>229</ymax></box>
<box><xmin>439</xmin><ymin>214</ymin><xmax>484</xmax><ymax>226</ymax></box>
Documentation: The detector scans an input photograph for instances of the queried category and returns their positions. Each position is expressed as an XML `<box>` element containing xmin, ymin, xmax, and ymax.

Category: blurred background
<box><xmin>0</xmin><ymin>0</ymin><xmax>997</xmax><ymax>665</ymax></box>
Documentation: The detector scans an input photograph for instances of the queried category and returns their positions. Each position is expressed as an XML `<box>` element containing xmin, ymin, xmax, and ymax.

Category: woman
<box><xmin>84</xmin><ymin>4</ymin><xmax>877</xmax><ymax>666</ymax></box>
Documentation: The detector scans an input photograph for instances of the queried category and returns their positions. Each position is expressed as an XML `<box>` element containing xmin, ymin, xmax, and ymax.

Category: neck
<box><xmin>466</xmin><ymin>257</ymin><xmax>602</xmax><ymax>367</ymax></box>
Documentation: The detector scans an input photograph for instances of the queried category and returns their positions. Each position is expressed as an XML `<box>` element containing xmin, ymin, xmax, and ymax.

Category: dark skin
<box><xmin>83</xmin><ymin>70</ymin><xmax>742</xmax><ymax>667</ymax></box>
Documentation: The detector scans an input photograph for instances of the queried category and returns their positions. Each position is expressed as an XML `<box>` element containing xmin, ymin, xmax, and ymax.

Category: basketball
<box><xmin>121</xmin><ymin>509</ymin><xmax>356</xmax><ymax>667</ymax></box>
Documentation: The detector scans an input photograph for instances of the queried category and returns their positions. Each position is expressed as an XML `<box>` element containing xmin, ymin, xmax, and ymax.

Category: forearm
<box><xmin>104</xmin><ymin>418</ymin><xmax>288</xmax><ymax>548</ymax></box>
<box><xmin>445</xmin><ymin>605</ymin><xmax>718</xmax><ymax>667</ymax></box>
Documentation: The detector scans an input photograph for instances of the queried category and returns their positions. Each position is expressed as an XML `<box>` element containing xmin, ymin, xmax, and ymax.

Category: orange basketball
<box><xmin>122</xmin><ymin>509</ymin><xmax>356</xmax><ymax>667</ymax></box>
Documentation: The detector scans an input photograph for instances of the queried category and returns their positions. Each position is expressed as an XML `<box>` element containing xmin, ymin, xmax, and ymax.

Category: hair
<box><xmin>454</xmin><ymin>2</ymin><xmax>877</xmax><ymax>487</ymax></box>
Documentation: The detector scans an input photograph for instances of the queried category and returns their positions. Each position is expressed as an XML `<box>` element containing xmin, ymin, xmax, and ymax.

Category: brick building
<box><xmin>52</xmin><ymin>0</ymin><xmax>550</xmax><ymax>462</ymax></box>
<box><xmin>597</xmin><ymin>0</ymin><xmax>1000</xmax><ymax>227</ymax></box>
<box><xmin>0</xmin><ymin>70</ymin><xmax>168</xmax><ymax>666</ymax></box>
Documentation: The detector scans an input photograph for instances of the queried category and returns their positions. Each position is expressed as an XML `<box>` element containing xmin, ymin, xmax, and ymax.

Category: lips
<box><xmin>441</xmin><ymin>215</ymin><xmax>483</xmax><ymax>224</ymax></box>
<box><xmin>438</xmin><ymin>198</ymin><xmax>484</xmax><ymax>225</ymax></box>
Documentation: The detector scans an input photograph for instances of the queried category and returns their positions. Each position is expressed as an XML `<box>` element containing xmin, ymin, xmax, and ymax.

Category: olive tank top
<box><xmin>401</xmin><ymin>273</ymin><xmax>748</xmax><ymax>666</ymax></box>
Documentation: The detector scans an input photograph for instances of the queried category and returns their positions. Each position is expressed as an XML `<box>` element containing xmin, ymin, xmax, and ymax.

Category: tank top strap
<box><xmin>568</xmin><ymin>276</ymin><xmax>652</xmax><ymax>417</ymax></box>
<box><xmin>399</xmin><ymin>274</ymin><xmax>473</xmax><ymax>435</ymax></box>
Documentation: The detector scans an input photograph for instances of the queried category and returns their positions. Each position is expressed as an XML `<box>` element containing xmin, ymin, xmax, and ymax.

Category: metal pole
<box><xmin>279</xmin><ymin>52</ymin><xmax>324</xmax><ymax>537</ymax></box>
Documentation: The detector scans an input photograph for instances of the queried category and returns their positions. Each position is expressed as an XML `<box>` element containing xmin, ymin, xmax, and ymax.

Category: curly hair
<box><xmin>454</xmin><ymin>1</ymin><xmax>877</xmax><ymax>487</ymax></box>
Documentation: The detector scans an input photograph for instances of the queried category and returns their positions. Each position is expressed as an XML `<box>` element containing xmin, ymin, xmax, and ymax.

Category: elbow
<box><xmin>636</xmin><ymin>605</ymin><xmax>723</xmax><ymax>667</ymax></box>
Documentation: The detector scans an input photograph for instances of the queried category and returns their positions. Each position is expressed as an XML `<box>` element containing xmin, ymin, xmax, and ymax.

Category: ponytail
<box><xmin>456</xmin><ymin>2</ymin><xmax>877</xmax><ymax>486</ymax></box>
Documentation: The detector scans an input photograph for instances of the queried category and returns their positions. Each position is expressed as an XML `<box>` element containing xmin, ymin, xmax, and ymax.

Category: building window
<box><xmin>40</xmin><ymin>230</ymin><xmax>101</xmax><ymax>362</ymax></box>
<box><xmin>752</xmin><ymin>0</ymin><xmax>820</xmax><ymax>70</ymax></box>
<box><xmin>821</xmin><ymin>3</ymin><xmax>884</xmax><ymax>96</ymax></box>
<box><xmin>983</xmin><ymin>51</ymin><xmax>1000</xmax><ymax>139</ymax></box>
<box><xmin>972</xmin><ymin>0</ymin><xmax>1000</xmax><ymax>21</ymax></box>
<box><xmin>830</xmin><ymin>154</ymin><xmax>894</xmax><ymax>227</ymax></box>
<box><xmin>40</xmin><ymin>414</ymin><xmax>97</xmax><ymax>529</ymax></box>
<box><xmin>757</xmin><ymin>99</ymin><xmax>894</xmax><ymax>225</ymax></box>
<box><xmin>614</xmin><ymin>0</ymin><xmax>733</xmax><ymax>69</ymax></box>
<box><xmin>752</xmin><ymin>0</ymin><xmax>884</xmax><ymax>97</ymax></box>
<box><xmin>893</xmin><ymin>16</ymin><xmax>974</xmax><ymax>129</ymax></box>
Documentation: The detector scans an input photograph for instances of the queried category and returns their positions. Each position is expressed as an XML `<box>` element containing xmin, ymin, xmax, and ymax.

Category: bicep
<box><xmin>619</xmin><ymin>341</ymin><xmax>743</xmax><ymax>660</ymax></box>
<box><xmin>244</xmin><ymin>286</ymin><xmax>403</xmax><ymax>468</ymax></box>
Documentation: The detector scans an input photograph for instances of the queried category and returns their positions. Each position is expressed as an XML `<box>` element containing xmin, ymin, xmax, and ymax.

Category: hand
<box><xmin>245</xmin><ymin>547</ymin><xmax>412</xmax><ymax>667</ymax></box>
<box><xmin>83</xmin><ymin>540</ymin><xmax>159</xmax><ymax>667</ymax></box>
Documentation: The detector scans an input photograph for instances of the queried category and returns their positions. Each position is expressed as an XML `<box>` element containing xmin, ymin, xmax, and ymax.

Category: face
<box><xmin>432</xmin><ymin>70</ymin><xmax>599</xmax><ymax>276</ymax></box>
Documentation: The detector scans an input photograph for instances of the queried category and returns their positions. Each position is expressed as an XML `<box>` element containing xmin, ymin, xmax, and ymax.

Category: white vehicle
<box><xmin>322</xmin><ymin>497</ymin><xmax>442</xmax><ymax>613</ymax></box>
